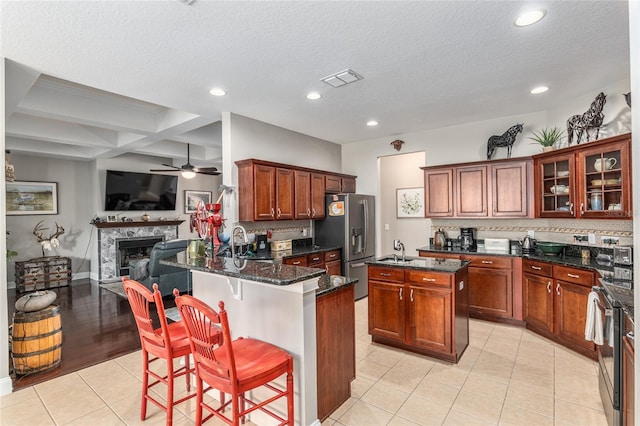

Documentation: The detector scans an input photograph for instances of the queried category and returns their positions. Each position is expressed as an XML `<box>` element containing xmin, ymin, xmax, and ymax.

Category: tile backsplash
<box><xmin>430</xmin><ymin>218</ymin><xmax>633</xmax><ymax>247</ymax></box>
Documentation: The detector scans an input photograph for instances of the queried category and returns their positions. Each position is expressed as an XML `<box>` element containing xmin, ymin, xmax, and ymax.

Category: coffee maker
<box><xmin>460</xmin><ymin>227</ymin><xmax>477</xmax><ymax>250</ymax></box>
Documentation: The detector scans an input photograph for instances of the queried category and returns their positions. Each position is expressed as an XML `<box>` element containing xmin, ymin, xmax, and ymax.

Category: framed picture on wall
<box><xmin>6</xmin><ymin>181</ymin><xmax>58</xmax><ymax>215</ymax></box>
<box><xmin>396</xmin><ymin>187</ymin><xmax>424</xmax><ymax>218</ymax></box>
<box><xmin>185</xmin><ymin>190</ymin><xmax>212</xmax><ymax>214</ymax></box>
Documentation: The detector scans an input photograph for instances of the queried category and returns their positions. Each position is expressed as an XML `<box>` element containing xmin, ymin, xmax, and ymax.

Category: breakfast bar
<box><xmin>162</xmin><ymin>252</ymin><xmax>354</xmax><ymax>426</ymax></box>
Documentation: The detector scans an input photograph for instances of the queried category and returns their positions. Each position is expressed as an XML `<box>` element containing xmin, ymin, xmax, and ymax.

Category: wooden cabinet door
<box><xmin>534</xmin><ymin>152</ymin><xmax>575</xmax><ymax>218</ymax></box>
<box><xmin>294</xmin><ymin>170</ymin><xmax>312</xmax><ymax>219</ymax></box>
<box><xmin>523</xmin><ymin>272</ymin><xmax>554</xmax><ymax>334</ymax></box>
<box><xmin>311</xmin><ymin>173</ymin><xmax>326</xmax><ymax>219</ymax></box>
<box><xmin>424</xmin><ymin>168</ymin><xmax>454</xmax><ymax>217</ymax></box>
<box><xmin>491</xmin><ymin>161</ymin><xmax>531</xmax><ymax>217</ymax></box>
<box><xmin>554</xmin><ymin>280</ymin><xmax>595</xmax><ymax>352</ymax></box>
<box><xmin>325</xmin><ymin>260</ymin><xmax>341</xmax><ymax>275</ymax></box>
<box><xmin>253</xmin><ymin>164</ymin><xmax>276</xmax><ymax>220</ymax></box>
<box><xmin>325</xmin><ymin>175</ymin><xmax>342</xmax><ymax>193</ymax></box>
<box><xmin>368</xmin><ymin>280</ymin><xmax>405</xmax><ymax>342</ymax></box>
<box><xmin>341</xmin><ymin>177</ymin><xmax>356</xmax><ymax>193</ymax></box>
<box><xmin>456</xmin><ymin>165</ymin><xmax>488</xmax><ymax>217</ymax></box>
<box><xmin>408</xmin><ymin>285</ymin><xmax>452</xmax><ymax>353</ymax></box>
<box><xmin>307</xmin><ymin>253</ymin><xmax>324</xmax><ymax>268</ymax></box>
<box><xmin>275</xmin><ymin>168</ymin><xmax>295</xmax><ymax>220</ymax></box>
<box><xmin>467</xmin><ymin>266</ymin><xmax>513</xmax><ymax>319</ymax></box>
<box><xmin>623</xmin><ymin>332</ymin><xmax>635</xmax><ymax>426</ymax></box>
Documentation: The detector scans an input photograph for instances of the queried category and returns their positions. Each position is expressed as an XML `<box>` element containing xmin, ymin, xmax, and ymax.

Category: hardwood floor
<box><xmin>6</xmin><ymin>279</ymin><xmax>173</xmax><ymax>391</ymax></box>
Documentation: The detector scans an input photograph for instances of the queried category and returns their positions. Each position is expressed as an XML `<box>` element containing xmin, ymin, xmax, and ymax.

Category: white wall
<box><xmin>1</xmin><ymin>55</ymin><xmax>11</xmax><ymax>396</ymax></box>
<box><xmin>378</xmin><ymin>152</ymin><xmax>427</xmax><ymax>257</ymax></box>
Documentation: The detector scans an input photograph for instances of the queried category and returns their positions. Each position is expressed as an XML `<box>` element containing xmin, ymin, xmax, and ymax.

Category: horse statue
<box><xmin>567</xmin><ymin>92</ymin><xmax>606</xmax><ymax>145</ymax></box>
<box><xmin>624</xmin><ymin>92</ymin><xmax>631</xmax><ymax>108</ymax></box>
<box><xmin>486</xmin><ymin>123</ymin><xmax>523</xmax><ymax>160</ymax></box>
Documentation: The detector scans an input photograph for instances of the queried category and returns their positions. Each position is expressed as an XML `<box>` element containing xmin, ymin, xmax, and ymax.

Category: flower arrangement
<box><xmin>33</xmin><ymin>220</ymin><xmax>65</xmax><ymax>257</ymax></box>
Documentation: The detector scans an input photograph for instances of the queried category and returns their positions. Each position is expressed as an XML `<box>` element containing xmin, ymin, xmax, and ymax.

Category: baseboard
<box><xmin>72</xmin><ymin>272</ymin><xmax>90</xmax><ymax>280</ymax></box>
<box><xmin>0</xmin><ymin>375</ymin><xmax>13</xmax><ymax>396</ymax></box>
<box><xmin>7</xmin><ymin>281</ymin><xmax>15</xmax><ymax>290</ymax></box>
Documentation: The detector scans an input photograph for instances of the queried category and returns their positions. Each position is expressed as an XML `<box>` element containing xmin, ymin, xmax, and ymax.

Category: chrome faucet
<box><xmin>393</xmin><ymin>239</ymin><xmax>405</xmax><ymax>262</ymax></box>
<box><xmin>230</xmin><ymin>225</ymin><xmax>248</xmax><ymax>259</ymax></box>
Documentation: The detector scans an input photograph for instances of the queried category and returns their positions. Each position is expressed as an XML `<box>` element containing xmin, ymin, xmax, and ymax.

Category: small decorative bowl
<box><xmin>537</xmin><ymin>241</ymin><xmax>566</xmax><ymax>256</ymax></box>
<box><xmin>218</xmin><ymin>232</ymin><xmax>231</xmax><ymax>244</ymax></box>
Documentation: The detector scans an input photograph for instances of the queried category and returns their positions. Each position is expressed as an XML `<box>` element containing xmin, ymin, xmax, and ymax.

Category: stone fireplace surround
<box><xmin>96</xmin><ymin>221</ymin><xmax>181</xmax><ymax>282</ymax></box>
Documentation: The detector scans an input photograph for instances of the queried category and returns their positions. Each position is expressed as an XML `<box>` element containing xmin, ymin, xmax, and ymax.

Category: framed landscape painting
<box><xmin>185</xmin><ymin>190</ymin><xmax>212</xmax><ymax>213</ymax></box>
<box><xmin>6</xmin><ymin>181</ymin><xmax>58</xmax><ymax>215</ymax></box>
<box><xmin>396</xmin><ymin>187</ymin><xmax>424</xmax><ymax>218</ymax></box>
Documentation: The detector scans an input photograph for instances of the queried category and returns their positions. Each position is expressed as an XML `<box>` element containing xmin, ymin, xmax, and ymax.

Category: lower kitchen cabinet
<box><xmin>316</xmin><ymin>284</ymin><xmax>355</xmax><ymax>421</ymax></box>
<box><xmin>523</xmin><ymin>259</ymin><xmax>596</xmax><ymax>359</ymax></box>
<box><xmin>623</xmin><ymin>313</ymin><xmax>634</xmax><ymax>426</ymax></box>
<box><xmin>368</xmin><ymin>264</ymin><xmax>468</xmax><ymax>362</ymax></box>
<box><xmin>466</xmin><ymin>255</ymin><xmax>513</xmax><ymax>321</ymax></box>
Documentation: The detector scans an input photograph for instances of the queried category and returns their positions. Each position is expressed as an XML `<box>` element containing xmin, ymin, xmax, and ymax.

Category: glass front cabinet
<box><xmin>534</xmin><ymin>133</ymin><xmax>631</xmax><ymax>219</ymax></box>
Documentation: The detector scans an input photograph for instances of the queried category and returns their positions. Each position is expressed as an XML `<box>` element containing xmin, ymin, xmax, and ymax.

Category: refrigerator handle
<box><xmin>350</xmin><ymin>262</ymin><xmax>367</xmax><ymax>268</ymax></box>
<box><xmin>362</xmin><ymin>199</ymin><xmax>368</xmax><ymax>253</ymax></box>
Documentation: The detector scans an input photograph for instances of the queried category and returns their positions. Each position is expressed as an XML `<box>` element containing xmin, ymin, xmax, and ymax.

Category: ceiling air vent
<box><xmin>321</xmin><ymin>69</ymin><xmax>364</xmax><ymax>88</ymax></box>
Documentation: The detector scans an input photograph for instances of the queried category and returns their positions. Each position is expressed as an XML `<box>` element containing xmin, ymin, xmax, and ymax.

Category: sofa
<box><xmin>129</xmin><ymin>239</ymin><xmax>191</xmax><ymax>296</ymax></box>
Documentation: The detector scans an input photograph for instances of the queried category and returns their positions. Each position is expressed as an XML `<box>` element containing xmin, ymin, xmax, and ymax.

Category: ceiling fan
<box><xmin>150</xmin><ymin>144</ymin><xmax>220</xmax><ymax>178</ymax></box>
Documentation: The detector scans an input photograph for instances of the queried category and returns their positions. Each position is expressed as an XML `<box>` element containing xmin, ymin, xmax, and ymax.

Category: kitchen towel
<box><xmin>584</xmin><ymin>290</ymin><xmax>604</xmax><ymax>345</ymax></box>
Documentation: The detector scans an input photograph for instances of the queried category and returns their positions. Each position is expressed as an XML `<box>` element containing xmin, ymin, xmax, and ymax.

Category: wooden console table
<box><xmin>15</xmin><ymin>256</ymin><xmax>72</xmax><ymax>293</ymax></box>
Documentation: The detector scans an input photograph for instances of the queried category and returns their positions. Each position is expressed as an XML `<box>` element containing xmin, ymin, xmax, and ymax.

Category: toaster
<box><xmin>613</xmin><ymin>246</ymin><xmax>633</xmax><ymax>265</ymax></box>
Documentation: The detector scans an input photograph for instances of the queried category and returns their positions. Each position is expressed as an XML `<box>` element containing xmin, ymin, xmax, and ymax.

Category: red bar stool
<box><xmin>122</xmin><ymin>278</ymin><xmax>196</xmax><ymax>426</ymax></box>
<box><xmin>173</xmin><ymin>290</ymin><xmax>294</xmax><ymax>426</ymax></box>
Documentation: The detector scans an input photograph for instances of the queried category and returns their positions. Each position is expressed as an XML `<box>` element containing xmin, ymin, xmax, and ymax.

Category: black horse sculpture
<box><xmin>624</xmin><ymin>92</ymin><xmax>631</xmax><ymax>108</ymax></box>
<box><xmin>486</xmin><ymin>123</ymin><xmax>523</xmax><ymax>160</ymax></box>
<box><xmin>567</xmin><ymin>92</ymin><xmax>606</xmax><ymax>145</ymax></box>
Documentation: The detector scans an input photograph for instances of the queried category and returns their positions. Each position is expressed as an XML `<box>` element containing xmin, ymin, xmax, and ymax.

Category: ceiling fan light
<box><xmin>181</xmin><ymin>170</ymin><xmax>196</xmax><ymax>179</ymax></box>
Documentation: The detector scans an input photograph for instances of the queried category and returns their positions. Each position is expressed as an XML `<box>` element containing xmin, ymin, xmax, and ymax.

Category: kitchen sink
<box><xmin>377</xmin><ymin>256</ymin><xmax>420</xmax><ymax>264</ymax></box>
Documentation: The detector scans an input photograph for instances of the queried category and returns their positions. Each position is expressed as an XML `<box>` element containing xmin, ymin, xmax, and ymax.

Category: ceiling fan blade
<box><xmin>161</xmin><ymin>164</ymin><xmax>181</xmax><ymax>170</ymax></box>
<box><xmin>196</xmin><ymin>170</ymin><xmax>221</xmax><ymax>176</ymax></box>
<box><xmin>150</xmin><ymin>169</ymin><xmax>179</xmax><ymax>173</ymax></box>
<box><xmin>194</xmin><ymin>166</ymin><xmax>219</xmax><ymax>172</ymax></box>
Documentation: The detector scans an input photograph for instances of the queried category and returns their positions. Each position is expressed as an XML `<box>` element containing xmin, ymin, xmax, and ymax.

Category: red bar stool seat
<box><xmin>122</xmin><ymin>278</ymin><xmax>196</xmax><ymax>426</ymax></box>
<box><xmin>174</xmin><ymin>291</ymin><xmax>294</xmax><ymax>426</ymax></box>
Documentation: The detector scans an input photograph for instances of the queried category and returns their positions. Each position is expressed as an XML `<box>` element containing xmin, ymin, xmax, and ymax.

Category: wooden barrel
<box><xmin>11</xmin><ymin>305</ymin><xmax>62</xmax><ymax>375</ymax></box>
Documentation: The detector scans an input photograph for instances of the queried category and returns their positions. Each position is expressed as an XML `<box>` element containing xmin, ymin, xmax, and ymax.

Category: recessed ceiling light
<box><xmin>306</xmin><ymin>92</ymin><xmax>322</xmax><ymax>100</ymax></box>
<box><xmin>367</xmin><ymin>120</ymin><xmax>378</xmax><ymax>127</ymax></box>
<box><xmin>514</xmin><ymin>9</ymin><xmax>546</xmax><ymax>27</ymax></box>
<box><xmin>209</xmin><ymin>88</ymin><xmax>227</xmax><ymax>96</ymax></box>
<box><xmin>530</xmin><ymin>86</ymin><xmax>549</xmax><ymax>94</ymax></box>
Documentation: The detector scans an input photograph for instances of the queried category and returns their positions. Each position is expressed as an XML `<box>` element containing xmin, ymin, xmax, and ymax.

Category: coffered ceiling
<box><xmin>1</xmin><ymin>1</ymin><xmax>631</xmax><ymax>172</ymax></box>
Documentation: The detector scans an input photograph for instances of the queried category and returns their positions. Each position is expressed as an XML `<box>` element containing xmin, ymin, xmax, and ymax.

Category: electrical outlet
<box><xmin>600</xmin><ymin>236</ymin><xmax>619</xmax><ymax>245</ymax></box>
<box><xmin>527</xmin><ymin>230</ymin><xmax>535</xmax><ymax>238</ymax></box>
<box><xmin>588</xmin><ymin>233</ymin><xmax>596</xmax><ymax>244</ymax></box>
<box><xmin>384</xmin><ymin>224</ymin><xmax>390</xmax><ymax>231</ymax></box>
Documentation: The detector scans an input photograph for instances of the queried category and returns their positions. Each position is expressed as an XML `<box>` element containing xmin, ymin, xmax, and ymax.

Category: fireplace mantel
<box><xmin>94</xmin><ymin>220</ymin><xmax>184</xmax><ymax>229</ymax></box>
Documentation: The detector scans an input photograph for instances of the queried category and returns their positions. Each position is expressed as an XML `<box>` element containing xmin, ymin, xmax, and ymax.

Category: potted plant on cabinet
<box><xmin>529</xmin><ymin>127</ymin><xmax>565</xmax><ymax>152</ymax></box>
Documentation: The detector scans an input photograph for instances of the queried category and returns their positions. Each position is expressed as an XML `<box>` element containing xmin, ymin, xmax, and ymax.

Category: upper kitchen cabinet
<box><xmin>533</xmin><ymin>133</ymin><xmax>631</xmax><ymax>219</ymax></box>
<box><xmin>325</xmin><ymin>175</ymin><xmax>357</xmax><ymax>194</ymax></box>
<box><xmin>236</xmin><ymin>159</ymin><xmax>356</xmax><ymax>221</ymax></box>
<box><xmin>421</xmin><ymin>158</ymin><xmax>533</xmax><ymax>219</ymax></box>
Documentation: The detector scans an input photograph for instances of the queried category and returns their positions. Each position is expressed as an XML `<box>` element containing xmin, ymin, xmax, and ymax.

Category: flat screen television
<box><xmin>104</xmin><ymin>170</ymin><xmax>178</xmax><ymax>211</ymax></box>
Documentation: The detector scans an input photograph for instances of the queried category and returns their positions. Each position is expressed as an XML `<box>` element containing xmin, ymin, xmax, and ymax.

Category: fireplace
<box><xmin>116</xmin><ymin>236</ymin><xmax>164</xmax><ymax>277</ymax></box>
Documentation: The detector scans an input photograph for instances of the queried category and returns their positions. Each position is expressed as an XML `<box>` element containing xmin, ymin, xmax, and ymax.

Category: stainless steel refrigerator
<box><xmin>314</xmin><ymin>194</ymin><xmax>375</xmax><ymax>300</ymax></box>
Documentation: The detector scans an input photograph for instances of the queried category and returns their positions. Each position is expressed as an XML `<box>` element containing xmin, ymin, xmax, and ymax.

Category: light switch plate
<box><xmin>588</xmin><ymin>233</ymin><xmax>596</xmax><ymax>244</ymax></box>
<box><xmin>384</xmin><ymin>224</ymin><xmax>390</xmax><ymax>231</ymax></box>
<box><xmin>527</xmin><ymin>230</ymin><xmax>535</xmax><ymax>238</ymax></box>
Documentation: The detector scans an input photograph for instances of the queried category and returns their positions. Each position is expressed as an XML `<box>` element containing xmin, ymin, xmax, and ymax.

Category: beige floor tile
<box><xmin>114</xmin><ymin>350</ymin><xmax>144</xmax><ymax>377</ymax></box>
<box><xmin>350</xmin><ymin>375</ymin><xmax>376</xmax><ymax>399</ymax></box>
<box><xmin>554</xmin><ymin>347</ymin><xmax>599</xmax><ymax>376</ymax></box>
<box><xmin>461</xmin><ymin>372</ymin><xmax>508</xmax><ymax>402</ymax></box>
<box><xmin>64</xmin><ymin>406</ymin><xmax>126</xmax><ymax>426</ymax></box>
<box><xmin>443</xmin><ymin>410</ymin><xmax>495</xmax><ymax>425</ymax></box>
<box><xmin>321</xmin><ymin>417</ymin><xmax>336</xmax><ymax>426</ymax></box>
<box><xmin>387</xmin><ymin>415</ymin><xmax>422</xmax><ymax>425</ymax></box>
<box><xmin>360</xmin><ymin>382</ymin><xmax>410</xmax><ymax>413</ymax></box>
<box><xmin>451</xmin><ymin>389</ymin><xmax>504</xmax><ymax>423</ymax></box>
<box><xmin>355</xmin><ymin>359</ymin><xmax>391</xmax><ymax>381</ymax></box>
<box><xmin>426</xmin><ymin>363</ymin><xmax>470</xmax><ymax>388</ymax></box>
<box><xmin>498</xmin><ymin>405</ymin><xmax>553</xmax><ymax>426</ymax></box>
<box><xmin>470</xmin><ymin>360</ymin><xmax>513</xmax><ymax>384</ymax></box>
<box><xmin>378</xmin><ymin>364</ymin><xmax>425</xmax><ymax>393</ymax></box>
<box><xmin>412</xmin><ymin>377</ymin><xmax>460</xmax><ymax>408</ymax></box>
<box><xmin>504</xmin><ymin>384</ymin><xmax>554</xmax><ymax>417</ymax></box>
<box><xmin>0</xmin><ymin>397</ymin><xmax>55</xmax><ymax>426</ymax></box>
<box><xmin>509</xmin><ymin>369</ymin><xmax>554</xmax><ymax>397</ymax></box>
<box><xmin>454</xmin><ymin>345</ymin><xmax>480</xmax><ymax>370</ymax></box>
<box><xmin>513</xmin><ymin>357</ymin><xmax>554</xmax><ymax>378</ymax></box>
<box><xmin>336</xmin><ymin>400</ymin><xmax>394</xmax><ymax>425</ymax></box>
<box><xmin>108</xmin><ymin>391</ymin><xmax>186</xmax><ymax>426</ymax></box>
<box><xmin>365</xmin><ymin>346</ymin><xmax>405</xmax><ymax>367</ymax></box>
<box><xmin>397</xmin><ymin>352</ymin><xmax>437</xmax><ymax>376</ymax></box>
<box><xmin>330</xmin><ymin>396</ymin><xmax>358</xmax><ymax>421</ymax></box>
<box><xmin>80</xmin><ymin>361</ymin><xmax>144</xmax><ymax>405</ymax></box>
<box><xmin>0</xmin><ymin>386</ymin><xmax>39</xmax><ymax>409</ymax></box>
<box><xmin>396</xmin><ymin>394</ymin><xmax>450</xmax><ymax>426</ymax></box>
<box><xmin>37</xmin><ymin>375</ymin><xmax>108</xmax><ymax>425</ymax></box>
<box><xmin>33</xmin><ymin>371</ymin><xmax>84</xmax><ymax>396</ymax></box>
<box><xmin>554</xmin><ymin>399</ymin><xmax>608</xmax><ymax>425</ymax></box>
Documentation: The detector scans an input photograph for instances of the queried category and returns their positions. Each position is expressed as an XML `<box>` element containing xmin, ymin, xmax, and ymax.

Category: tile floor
<box><xmin>1</xmin><ymin>298</ymin><xmax>607</xmax><ymax>425</ymax></box>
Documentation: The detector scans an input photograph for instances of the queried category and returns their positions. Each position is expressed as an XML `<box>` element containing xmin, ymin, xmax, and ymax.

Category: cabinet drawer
<box><xmin>368</xmin><ymin>266</ymin><xmax>404</xmax><ymax>283</ymax></box>
<box><xmin>406</xmin><ymin>270</ymin><xmax>452</xmax><ymax>288</ymax></box>
<box><xmin>284</xmin><ymin>256</ymin><xmax>307</xmax><ymax>267</ymax></box>
<box><xmin>307</xmin><ymin>253</ymin><xmax>324</xmax><ymax>267</ymax></box>
<box><xmin>553</xmin><ymin>265</ymin><xmax>594</xmax><ymax>286</ymax></box>
<box><xmin>464</xmin><ymin>255</ymin><xmax>512</xmax><ymax>269</ymax></box>
<box><xmin>324</xmin><ymin>250</ymin><xmax>341</xmax><ymax>262</ymax></box>
<box><xmin>523</xmin><ymin>259</ymin><xmax>553</xmax><ymax>277</ymax></box>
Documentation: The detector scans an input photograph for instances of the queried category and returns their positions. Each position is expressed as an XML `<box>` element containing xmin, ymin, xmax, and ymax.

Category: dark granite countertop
<box><xmin>161</xmin><ymin>252</ymin><xmax>326</xmax><ymax>286</ymax></box>
<box><xmin>599</xmin><ymin>278</ymin><xmax>634</xmax><ymax>321</ymax></box>
<box><xmin>367</xmin><ymin>255</ymin><xmax>469</xmax><ymax>273</ymax></box>
<box><xmin>316</xmin><ymin>274</ymin><xmax>358</xmax><ymax>297</ymax></box>
<box><xmin>217</xmin><ymin>241</ymin><xmax>342</xmax><ymax>261</ymax></box>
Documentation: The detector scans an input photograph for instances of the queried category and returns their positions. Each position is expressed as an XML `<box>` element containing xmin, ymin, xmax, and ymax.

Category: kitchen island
<box><xmin>162</xmin><ymin>253</ymin><xmax>355</xmax><ymax>426</ymax></box>
<box><xmin>367</xmin><ymin>256</ymin><xmax>470</xmax><ymax>363</ymax></box>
